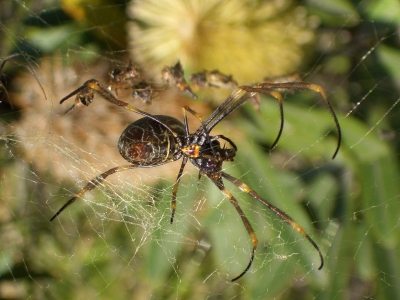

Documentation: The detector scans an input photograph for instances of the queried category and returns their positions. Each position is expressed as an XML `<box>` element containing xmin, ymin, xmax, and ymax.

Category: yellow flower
<box><xmin>128</xmin><ymin>0</ymin><xmax>316</xmax><ymax>84</ymax></box>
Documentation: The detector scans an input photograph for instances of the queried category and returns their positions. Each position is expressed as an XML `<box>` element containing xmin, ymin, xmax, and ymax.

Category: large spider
<box><xmin>50</xmin><ymin>77</ymin><xmax>341</xmax><ymax>281</ymax></box>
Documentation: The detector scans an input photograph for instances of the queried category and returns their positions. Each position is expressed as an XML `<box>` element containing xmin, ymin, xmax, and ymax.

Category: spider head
<box><xmin>221</xmin><ymin>146</ymin><xmax>236</xmax><ymax>162</ymax></box>
<box><xmin>209</xmin><ymin>139</ymin><xmax>236</xmax><ymax>162</ymax></box>
<box><xmin>195</xmin><ymin>139</ymin><xmax>236</xmax><ymax>180</ymax></box>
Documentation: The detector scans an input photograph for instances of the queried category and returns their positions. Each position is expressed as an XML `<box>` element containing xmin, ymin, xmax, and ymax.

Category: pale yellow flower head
<box><xmin>128</xmin><ymin>0</ymin><xmax>316</xmax><ymax>84</ymax></box>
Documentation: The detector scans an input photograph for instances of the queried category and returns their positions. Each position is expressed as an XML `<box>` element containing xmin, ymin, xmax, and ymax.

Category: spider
<box><xmin>50</xmin><ymin>77</ymin><xmax>341</xmax><ymax>281</ymax></box>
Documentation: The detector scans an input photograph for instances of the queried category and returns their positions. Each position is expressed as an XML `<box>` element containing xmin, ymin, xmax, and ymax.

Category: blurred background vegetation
<box><xmin>1</xmin><ymin>0</ymin><xmax>400</xmax><ymax>299</ymax></box>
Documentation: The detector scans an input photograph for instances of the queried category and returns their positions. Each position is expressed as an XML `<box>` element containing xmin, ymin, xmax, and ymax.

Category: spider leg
<box><xmin>170</xmin><ymin>156</ymin><xmax>189</xmax><ymax>224</ymax></box>
<box><xmin>60</xmin><ymin>79</ymin><xmax>179</xmax><ymax>137</ymax></box>
<box><xmin>182</xmin><ymin>105</ymin><xmax>229</xmax><ymax>159</ymax></box>
<box><xmin>182</xmin><ymin>105</ymin><xmax>204</xmax><ymax>123</ymax></box>
<box><xmin>169</xmin><ymin>107</ymin><xmax>193</xmax><ymax>224</ymax></box>
<box><xmin>59</xmin><ymin>85</ymin><xmax>91</xmax><ymax>105</ymax></box>
<box><xmin>211</xmin><ymin>135</ymin><xmax>237</xmax><ymax>152</ymax></box>
<box><xmin>211</xmin><ymin>178</ymin><xmax>258</xmax><ymax>282</ymax></box>
<box><xmin>305</xmin><ymin>83</ymin><xmax>341</xmax><ymax>159</ymax></box>
<box><xmin>181</xmin><ymin>105</ymin><xmax>207</xmax><ymax>185</ymax></box>
<box><xmin>203</xmin><ymin>87</ymin><xmax>283</xmax><ymax>150</ymax></box>
<box><xmin>239</xmin><ymin>86</ymin><xmax>284</xmax><ymax>150</ymax></box>
<box><xmin>50</xmin><ymin>164</ymin><xmax>137</xmax><ymax>221</ymax></box>
<box><xmin>203</xmin><ymin>82</ymin><xmax>341</xmax><ymax>159</ymax></box>
<box><xmin>221</xmin><ymin>171</ymin><xmax>324</xmax><ymax>270</ymax></box>
<box><xmin>248</xmin><ymin>82</ymin><xmax>341</xmax><ymax>159</ymax></box>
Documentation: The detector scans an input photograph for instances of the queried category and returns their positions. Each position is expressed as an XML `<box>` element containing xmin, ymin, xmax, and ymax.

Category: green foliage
<box><xmin>1</xmin><ymin>0</ymin><xmax>400</xmax><ymax>299</ymax></box>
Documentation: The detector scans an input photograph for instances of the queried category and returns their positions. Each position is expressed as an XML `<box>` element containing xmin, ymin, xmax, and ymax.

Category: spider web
<box><xmin>1</xmin><ymin>0</ymin><xmax>400</xmax><ymax>299</ymax></box>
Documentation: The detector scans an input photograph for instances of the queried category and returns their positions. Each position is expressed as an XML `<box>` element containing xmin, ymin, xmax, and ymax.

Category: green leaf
<box><xmin>238</xmin><ymin>97</ymin><xmax>390</xmax><ymax>163</ymax></box>
<box><xmin>307</xmin><ymin>0</ymin><xmax>360</xmax><ymax>26</ymax></box>
<box><xmin>377</xmin><ymin>44</ymin><xmax>400</xmax><ymax>85</ymax></box>
<box><xmin>307</xmin><ymin>0</ymin><xmax>358</xmax><ymax>15</ymax></box>
<box><xmin>359</xmin><ymin>153</ymin><xmax>400</xmax><ymax>248</ymax></box>
<box><xmin>365</xmin><ymin>0</ymin><xmax>400</xmax><ymax>25</ymax></box>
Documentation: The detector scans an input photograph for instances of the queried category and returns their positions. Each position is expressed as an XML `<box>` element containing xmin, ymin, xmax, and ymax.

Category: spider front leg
<box><xmin>239</xmin><ymin>86</ymin><xmax>284</xmax><ymax>150</ymax></box>
<box><xmin>205</xmin><ymin>82</ymin><xmax>341</xmax><ymax>158</ymax></box>
<box><xmin>243</xmin><ymin>82</ymin><xmax>341</xmax><ymax>159</ymax></box>
<box><xmin>50</xmin><ymin>164</ymin><xmax>137</xmax><ymax>221</ymax></box>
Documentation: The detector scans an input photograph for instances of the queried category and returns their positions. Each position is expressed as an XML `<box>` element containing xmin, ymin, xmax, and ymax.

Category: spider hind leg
<box><xmin>50</xmin><ymin>165</ymin><xmax>137</xmax><ymax>221</ymax></box>
<box><xmin>222</xmin><ymin>172</ymin><xmax>324</xmax><ymax>271</ymax></box>
<box><xmin>211</xmin><ymin>178</ymin><xmax>258</xmax><ymax>282</ymax></box>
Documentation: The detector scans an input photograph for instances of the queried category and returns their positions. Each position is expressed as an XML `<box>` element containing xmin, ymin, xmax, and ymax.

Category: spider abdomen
<box><xmin>118</xmin><ymin>115</ymin><xmax>185</xmax><ymax>166</ymax></box>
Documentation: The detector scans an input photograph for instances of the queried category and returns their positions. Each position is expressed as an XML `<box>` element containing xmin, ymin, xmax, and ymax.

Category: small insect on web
<box><xmin>50</xmin><ymin>65</ymin><xmax>341</xmax><ymax>281</ymax></box>
<box><xmin>107</xmin><ymin>61</ymin><xmax>197</xmax><ymax>103</ymax></box>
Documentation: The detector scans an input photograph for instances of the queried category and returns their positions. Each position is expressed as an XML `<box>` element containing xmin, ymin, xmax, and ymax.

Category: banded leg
<box><xmin>246</xmin><ymin>82</ymin><xmax>341</xmax><ymax>159</ymax></box>
<box><xmin>201</xmin><ymin>86</ymin><xmax>283</xmax><ymax>149</ymax></box>
<box><xmin>210</xmin><ymin>135</ymin><xmax>237</xmax><ymax>152</ymax></box>
<box><xmin>203</xmin><ymin>82</ymin><xmax>341</xmax><ymax>159</ymax></box>
<box><xmin>212</xmin><ymin>178</ymin><xmax>258</xmax><ymax>282</ymax></box>
<box><xmin>182</xmin><ymin>105</ymin><xmax>204</xmax><ymax>123</ymax></box>
<box><xmin>60</xmin><ymin>79</ymin><xmax>178</xmax><ymax>137</ymax></box>
<box><xmin>239</xmin><ymin>86</ymin><xmax>284</xmax><ymax>150</ymax></box>
<box><xmin>170</xmin><ymin>156</ymin><xmax>189</xmax><ymax>224</ymax></box>
<box><xmin>50</xmin><ymin>164</ymin><xmax>137</xmax><ymax>221</ymax></box>
<box><xmin>182</xmin><ymin>106</ymin><xmax>238</xmax><ymax>157</ymax></box>
<box><xmin>170</xmin><ymin>105</ymin><xmax>205</xmax><ymax>224</ymax></box>
<box><xmin>222</xmin><ymin>172</ymin><xmax>324</xmax><ymax>270</ymax></box>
